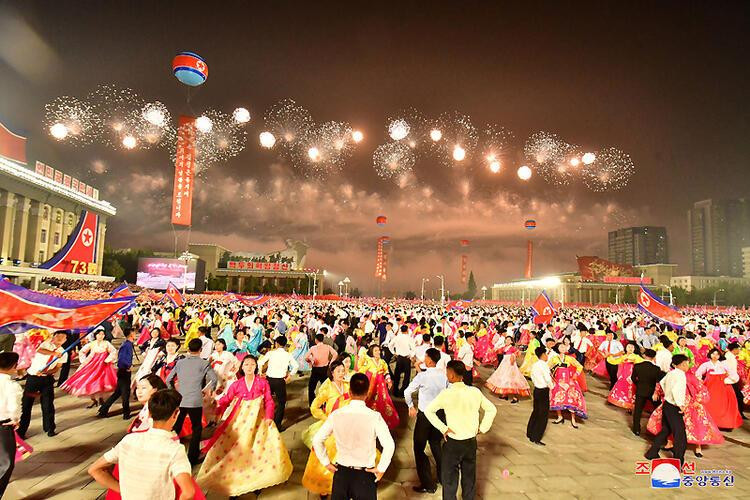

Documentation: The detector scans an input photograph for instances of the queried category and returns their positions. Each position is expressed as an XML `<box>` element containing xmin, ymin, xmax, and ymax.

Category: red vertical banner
<box><xmin>374</xmin><ymin>236</ymin><xmax>390</xmax><ymax>281</ymax></box>
<box><xmin>171</xmin><ymin>115</ymin><xmax>197</xmax><ymax>226</ymax></box>
<box><xmin>460</xmin><ymin>254</ymin><xmax>468</xmax><ymax>284</ymax></box>
<box><xmin>525</xmin><ymin>240</ymin><xmax>533</xmax><ymax>279</ymax></box>
<box><xmin>381</xmin><ymin>248</ymin><xmax>389</xmax><ymax>281</ymax></box>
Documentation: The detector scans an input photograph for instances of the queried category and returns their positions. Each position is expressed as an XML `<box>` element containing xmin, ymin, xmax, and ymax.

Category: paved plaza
<box><xmin>6</xmin><ymin>362</ymin><xmax>750</xmax><ymax>500</ymax></box>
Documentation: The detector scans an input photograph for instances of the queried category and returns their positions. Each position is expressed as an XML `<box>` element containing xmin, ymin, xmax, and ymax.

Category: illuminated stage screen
<box><xmin>136</xmin><ymin>258</ymin><xmax>197</xmax><ymax>290</ymax></box>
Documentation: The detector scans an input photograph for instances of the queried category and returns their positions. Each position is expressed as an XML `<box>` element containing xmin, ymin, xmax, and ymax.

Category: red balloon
<box><xmin>460</xmin><ymin>239</ymin><xmax>470</xmax><ymax>247</ymax></box>
<box><xmin>376</xmin><ymin>215</ymin><xmax>387</xmax><ymax>226</ymax></box>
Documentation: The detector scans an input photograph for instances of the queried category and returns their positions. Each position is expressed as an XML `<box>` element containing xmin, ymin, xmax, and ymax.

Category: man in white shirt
<box><xmin>313</xmin><ymin>373</ymin><xmax>395</xmax><ymax>500</ymax></box>
<box><xmin>432</xmin><ymin>337</ymin><xmax>451</xmax><ymax>373</ymax></box>
<box><xmin>645</xmin><ymin>354</ymin><xmax>690</xmax><ymax>465</ymax></box>
<box><xmin>414</xmin><ymin>334</ymin><xmax>431</xmax><ymax>372</ymax></box>
<box><xmin>197</xmin><ymin>326</ymin><xmax>214</xmax><ymax>360</ymax></box>
<box><xmin>598</xmin><ymin>332</ymin><xmax>624</xmax><ymax>389</ymax></box>
<box><xmin>0</xmin><ymin>352</ymin><xmax>22</xmax><ymax>496</ymax></box>
<box><xmin>654</xmin><ymin>338</ymin><xmax>674</xmax><ymax>373</ymax></box>
<box><xmin>458</xmin><ymin>333</ymin><xmax>477</xmax><ymax>386</ymax></box>
<box><xmin>18</xmin><ymin>332</ymin><xmax>68</xmax><ymax>438</ymax></box>
<box><xmin>527</xmin><ymin>347</ymin><xmax>553</xmax><ymax>446</ymax></box>
<box><xmin>258</xmin><ymin>336</ymin><xmax>299</xmax><ymax>429</ymax></box>
<box><xmin>89</xmin><ymin>389</ymin><xmax>194</xmax><ymax>500</ymax></box>
<box><xmin>572</xmin><ymin>328</ymin><xmax>593</xmax><ymax>365</ymax></box>
<box><xmin>390</xmin><ymin>325</ymin><xmax>416</xmax><ymax>397</ymax></box>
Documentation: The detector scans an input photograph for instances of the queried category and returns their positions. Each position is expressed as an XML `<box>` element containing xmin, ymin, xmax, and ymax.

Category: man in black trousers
<box><xmin>403</xmin><ymin>348</ymin><xmax>449</xmax><ymax>494</ymax></box>
<box><xmin>98</xmin><ymin>328</ymin><xmax>136</xmax><ymax>419</ymax></box>
<box><xmin>527</xmin><ymin>347</ymin><xmax>553</xmax><ymax>445</ymax></box>
<box><xmin>56</xmin><ymin>330</ymin><xmax>78</xmax><ymax>386</ymax></box>
<box><xmin>390</xmin><ymin>325</ymin><xmax>415</xmax><ymax>397</ymax></box>
<box><xmin>18</xmin><ymin>332</ymin><xmax>68</xmax><ymax>438</ymax></box>
<box><xmin>305</xmin><ymin>334</ymin><xmax>338</xmax><ymax>404</ymax></box>
<box><xmin>631</xmin><ymin>348</ymin><xmax>664</xmax><ymax>436</ymax></box>
<box><xmin>646</xmin><ymin>354</ymin><xmax>689</xmax><ymax>465</ymax></box>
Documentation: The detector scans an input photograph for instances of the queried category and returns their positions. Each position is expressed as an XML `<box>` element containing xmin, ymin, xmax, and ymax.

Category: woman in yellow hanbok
<box><xmin>520</xmin><ymin>333</ymin><xmax>542</xmax><ymax>377</ymax></box>
<box><xmin>183</xmin><ymin>313</ymin><xmax>203</xmax><ymax>346</ymax></box>
<box><xmin>356</xmin><ymin>345</ymin><xmax>400</xmax><ymax>428</ymax></box>
<box><xmin>197</xmin><ymin>355</ymin><xmax>292</xmax><ymax>496</ymax></box>
<box><xmin>302</xmin><ymin>360</ymin><xmax>350</xmax><ymax>495</ymax></box>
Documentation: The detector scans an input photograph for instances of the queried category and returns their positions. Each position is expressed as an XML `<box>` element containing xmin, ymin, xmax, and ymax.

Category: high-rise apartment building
<box><xmin>688</xmin><ymin>198</ymin><xmax>750</xmax><ymax>277</ymax></box>
<box><xmin>608</xmin><ymin>226</ymin><xmax>669</xmax><ymax>266</ymax></box>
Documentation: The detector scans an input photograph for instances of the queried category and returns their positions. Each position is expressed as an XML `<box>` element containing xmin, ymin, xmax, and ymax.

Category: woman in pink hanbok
<box><xmin>647</xmin><ymin>371</ymin><xmax>724</xmax><ymax>458</ymax></box>
<box><xmin>13</xmin><ymin>330</ymin><xmax>48</xmax><ymax>372</ymax></box>
<box><xmin>606</xmin><ymin>342</ymin><xmax>644</xmax><ymax>410</ymax></box>
<box><xmin>128</xmin><ymin>374</ymin><xmax>167</xmax><ymax>433</ymax></box>
<box><xmin>198</xmin><ymin>355</ymin><xmax>292</xmax><ymax>496</ymax></box>
<box><xmin>485</xmin><ymin>337</ymin><xmax>530</xmax><ymax>403</ymax></box>
<box><xmin>60</xmin><ymin>328</ymin><xmax>117</xmax><ymax>408</ymax></box>
<box><xmin>549</xmin><ymin>343</ymin><xmax>587</xmax><ymax>426</ymax></box>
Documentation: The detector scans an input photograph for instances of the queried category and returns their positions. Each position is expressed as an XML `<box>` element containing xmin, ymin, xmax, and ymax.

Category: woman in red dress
<box><xmin>694</xmin><ymin>348</ymin><xmax>742</xmax><ymax>430</ymax></box>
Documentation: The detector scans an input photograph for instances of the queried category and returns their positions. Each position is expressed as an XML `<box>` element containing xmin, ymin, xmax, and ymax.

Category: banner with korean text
<box><xmin>171</xmin><ymin>115</ymin><xmax>197</xmax><ymax>226</ymax></box>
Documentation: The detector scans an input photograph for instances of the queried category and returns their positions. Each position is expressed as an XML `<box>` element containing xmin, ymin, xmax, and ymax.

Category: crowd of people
<box><xmin>1</xmin><ymin>294</ymin><xmax>749</xmax><ymax>499</ymax></box>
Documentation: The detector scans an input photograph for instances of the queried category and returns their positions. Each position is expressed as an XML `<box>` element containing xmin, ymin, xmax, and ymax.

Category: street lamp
<box><xmin>481</xmin><ymin>286</ymin><xmax>487</xmax><ymax>300</ymax></box>
<box><xmin>421</xmin><ymin>277</ymin><xmax>429</xmax><ymax>300</ymax></box>
<box><xmin>435</xmin><ymin>275</ymin><xmax>445</xmax><ymax>304</ymax></box>
<box><xmin>713</xmin><ymin>288</ymin><xmax>725</xmax><ymax>307</ymax></box>
<box><xmin>343</xmin><ymin>276</ymin><xmax>351</xmax><ymax>297</ymax></box>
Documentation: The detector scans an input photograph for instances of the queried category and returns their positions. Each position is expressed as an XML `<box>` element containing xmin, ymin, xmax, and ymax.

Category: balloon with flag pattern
<box><xmin>524</xmin><ymin>219</ymin><xmax>537</xmax><ymax>230</ymax></box>
<box><xmin>172</xmin><ymin>52</ymin><xmax>208</xmax><ymax>87</ymax></box>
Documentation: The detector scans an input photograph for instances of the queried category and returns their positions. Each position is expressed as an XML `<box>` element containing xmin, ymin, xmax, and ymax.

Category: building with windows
<box><xmin>0</xmin><ymin>121</ymin><xmax>115</xmax><ymax>287</ymax></box>
<box><xmin>689</xmin><ymin>198</ymin><xmax>750</xmax><ymax>277</ymax></box>
<box><xmin>490</xmin><ymin>260</ymin><xmax>675</xmax><ymax>305</ymax></box>
<box><xmin>608</xmin><ymin>226</ymin><xmax>668</xmax><ymax>266</ymax></box>
<box><xmin>670</xmin><ymin>275</ymin><xmax>750</xmax><ymax>292</ymax></box>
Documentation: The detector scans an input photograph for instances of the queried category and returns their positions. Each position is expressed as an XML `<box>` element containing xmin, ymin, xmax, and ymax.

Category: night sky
<box><xmin>1</xmin><ymin>2</ymin><xmax>748</xmax><ymax>293</ymax></box>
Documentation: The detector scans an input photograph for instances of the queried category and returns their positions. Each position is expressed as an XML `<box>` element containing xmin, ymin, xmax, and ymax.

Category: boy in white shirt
<box><xmin>89</xmin><ymin>389</ymin><xmax>194</xmax><ymax>500</ymax></box>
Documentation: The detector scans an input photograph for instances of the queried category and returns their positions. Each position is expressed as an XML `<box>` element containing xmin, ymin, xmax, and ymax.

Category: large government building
<box><xmin>0</xmin><ymin>121</ymin><xmax>116</xmax><ymax>288</ymax></box>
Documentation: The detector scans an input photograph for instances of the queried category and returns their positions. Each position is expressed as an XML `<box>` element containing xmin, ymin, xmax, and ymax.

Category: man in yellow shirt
<box><xmin>424</xmin><ymin>360</ymin><xmax>497</xmax><ymax>500</ymax></box>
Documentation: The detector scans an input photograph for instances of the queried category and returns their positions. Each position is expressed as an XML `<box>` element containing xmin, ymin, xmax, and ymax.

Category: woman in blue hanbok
<box><xmin>290</xmin><ymin>325</ymin><xmax>311</xmax><ymax>372</ymax></box>
<box><xmin>218</xmin><ymin>317</ymin><xmax>235</xmax><ymax>347</ymax></box>
<box><xmin>227</xmin><ymin>329</ymin><xmax>253</xmax><ymax>361</ymax></box>
<box><xmin>248</xmin><ymin>317</ymin><xmax>264</xmax><ymax>355</ymax></box>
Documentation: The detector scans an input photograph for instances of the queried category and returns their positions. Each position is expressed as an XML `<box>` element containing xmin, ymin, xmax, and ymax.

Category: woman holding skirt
<box><xmin>485</xmin><ymin>338</ymin><xmax>530</xmax><ymax>403</ymax></box>
<box><xmin>695</xmin><ymin>349</ymin><xmax>742</xmax><ymax>430</ymax></box>
<box><xmin>60</xmin><ymin>328</ymin><xmax>117</xmax><ymax>408</ymax></box>
<box><xmin>197</xmin><ymin>355</ymin><xmax>292</xmax><ymax>496</ymax></box>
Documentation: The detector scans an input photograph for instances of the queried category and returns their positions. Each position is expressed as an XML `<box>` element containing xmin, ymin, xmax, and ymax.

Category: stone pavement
<box><xmin>6</xmin><ymin>363</ymin><xmax>750</xmax><ymax>499</ymax></box>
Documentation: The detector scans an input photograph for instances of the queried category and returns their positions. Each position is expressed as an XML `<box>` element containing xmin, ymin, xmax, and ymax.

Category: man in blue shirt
<box><xmin>98</xmin><ymin>328</ymin><xmax>136</xmax><ymax>420</ymax></box>
<box><xmin>404</xmin><ymin>348</ymin><xmax>449</xmax><ymax>494</ymax></box>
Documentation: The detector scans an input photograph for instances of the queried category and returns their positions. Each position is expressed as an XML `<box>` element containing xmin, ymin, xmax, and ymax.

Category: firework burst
<box><xmin>581</xmin><ymin>147</ymin><xmax>635</xmax><ymax>192</ymax></box>
<box><xmin>43</xmin><ymin>96</ymin><xmax>101</xmax><ymax>145</ymax></box>
<box><xmin>373</xmin><ymin>142</ymin><xmax>416</xmax><ymax>180</ymax></box>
